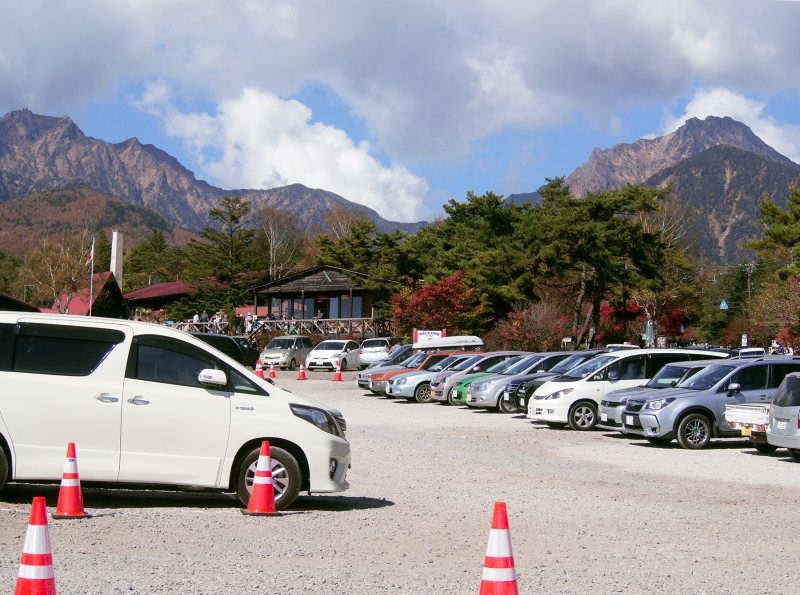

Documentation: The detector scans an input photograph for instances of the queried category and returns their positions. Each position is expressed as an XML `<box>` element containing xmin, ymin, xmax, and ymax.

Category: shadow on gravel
<box><xmin>292</xmin><ymin>495</ymin><xmax>394</xmax><ymax>512</ymax></box>
<box><xmin>0</xmin><ymin>482</ymin><xmax>241</xmax><ymax>510</ymax></box>
<box><xmin>629</xmin><ymin>439</ymin><xmax>753</xmax><ymax>450</ymax></box>
<box><xmin>600</xmin><ymin>432</ymin><xmax>631</xmax><ymax>439</ymax></box>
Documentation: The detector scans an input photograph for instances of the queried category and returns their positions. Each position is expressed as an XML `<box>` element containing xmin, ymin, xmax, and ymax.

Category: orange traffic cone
<box><xmin>478</xmin><ymin>502</ymin><xmax>518</xmax><ymax>595</ymax></box>
<box><xmin>268</xmin><ymin>361</ymin><xmax>276</xmax><ymax>379</ymax></box>
<box><xmin>15</xmin><ymin>496</ymin><xmax>56</xmax><ymax>595</ymax></box>
<box><xmin>254</xmin><ymin>361</ymin><xmax>264</xmax><ymax>379</ymax></box>
<box><xmin>241</xmin><ymin>441</ymin><xmax>279</xmax><ymax>516</ymax></box>
<box><xmin>333</xmin><ymin>361</ymin><xmax>342</xmax><ymax>381</ymax></box>
<box><xmin>52</xmin><ymin>443</ymin><xmax>89</xmax><ymax>519</ymax></box>
<box><xmin>297</xmin><ymin>361</ymin><xmax>307</xmax><ymax>380</ymax></box>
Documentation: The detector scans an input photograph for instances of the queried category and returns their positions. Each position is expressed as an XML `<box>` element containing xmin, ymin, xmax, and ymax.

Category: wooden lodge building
<box><xmin>249</xmin><ymin>265</ymin><xmax>394</xmax><ymax>337</ymax></box>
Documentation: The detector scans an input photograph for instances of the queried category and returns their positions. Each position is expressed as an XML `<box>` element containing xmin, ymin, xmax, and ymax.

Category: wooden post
<box><xmin>301</xmin><ymin>289</ymin><xmax>305</xmax><ymax>320</ymax></box>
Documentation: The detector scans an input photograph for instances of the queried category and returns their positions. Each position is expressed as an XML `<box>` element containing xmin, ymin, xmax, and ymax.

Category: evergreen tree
<box><xmin>189</xmin><ymin>197</ymin><xmax>255</xmax><ymax>283</ymax></box>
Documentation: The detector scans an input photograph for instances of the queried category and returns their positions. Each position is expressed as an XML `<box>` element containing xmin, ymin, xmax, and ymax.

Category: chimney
<box><xmin>110</xmin><ymin>230</ymin><xmax>123</xmax><ymax>289</ymax></box>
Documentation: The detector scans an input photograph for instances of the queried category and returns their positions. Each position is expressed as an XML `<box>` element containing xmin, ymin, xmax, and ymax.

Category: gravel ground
<box><xmin>1</xmin><ymin>370</ymin><xmax>799</xmax><ymax>594</ymax></box>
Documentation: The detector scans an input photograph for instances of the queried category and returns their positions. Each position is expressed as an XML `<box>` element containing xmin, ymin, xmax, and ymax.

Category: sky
<box><xmin>2</xmin><ymin>0</ymin><xmax>800</xmax><ymax>223</ymax></box>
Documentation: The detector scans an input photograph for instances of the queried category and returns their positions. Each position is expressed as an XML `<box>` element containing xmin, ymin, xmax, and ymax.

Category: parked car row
<box><xmin>356</xmin><ymin>339</ymin><xmax>800</xmax><ymax>454</ymax></box>
<box><xmin>259</xmin><ymin>336</ymin><xmax>398</xmax><ymax>372</ymax></box>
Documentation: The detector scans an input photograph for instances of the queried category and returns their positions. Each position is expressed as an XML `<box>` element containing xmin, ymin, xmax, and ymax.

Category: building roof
<box><xmin>0</xmin><ymin>291</ymin><xmax>41</xmax><ymax>312</ymax></box>
<box><xmin>251</xmin><ymin>265</ymin><xmax>375</xmax><ymax>294</ymax></box>
<box><xmin>124</xmin><ymin>280</ymin><xmax>199</xmax><ymax>302</ymax></box>
<box><xmin>60</xmin><ymin>272</ymin><xmax>129</xmax><ymax>318</ymax></box>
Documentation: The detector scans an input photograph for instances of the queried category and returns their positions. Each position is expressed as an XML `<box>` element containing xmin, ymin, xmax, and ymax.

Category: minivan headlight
<box><xmin>644</xmin><ymin>398</ymin><xmax>676</xmax><ymax>410</ymax></box>
<box><xmin>545</xmin><ymin>388</ymin><xmax>573</xmax><ymax>400</ymax></box>
<box><xmin>290</xmin><ymin>404</ymin><xmax>338</xmax><ymax>435</ymax></box>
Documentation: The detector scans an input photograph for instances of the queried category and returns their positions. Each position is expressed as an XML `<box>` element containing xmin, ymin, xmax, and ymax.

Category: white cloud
<box><xmin>3</xmin><ymin>0</ymin><xmax>800</xmax><ymax>159</ymax></box>
<box><xmin>136</xmin><ymin>85</ymin><xmax>428</xmax><ymax>222</ymax></box>
<box><xmin>661</xmin><ymin>88</ymin><xmax>800</xmax><ymax>163</ymax></box>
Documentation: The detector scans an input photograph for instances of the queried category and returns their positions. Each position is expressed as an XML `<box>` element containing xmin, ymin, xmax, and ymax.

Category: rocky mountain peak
<box><xmin>565</xmin><ymin>115</ymin><xmax>796</xmax><ymax>197</ymax></box>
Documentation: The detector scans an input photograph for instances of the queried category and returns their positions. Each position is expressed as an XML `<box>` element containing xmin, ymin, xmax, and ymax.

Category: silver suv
<box><xmin>621</xmin><ymin>357</ymin><xmax>800</xmax><ymax>449</ymax></box>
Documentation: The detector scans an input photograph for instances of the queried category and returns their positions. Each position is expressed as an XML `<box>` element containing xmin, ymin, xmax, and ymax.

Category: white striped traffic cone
<box><xmin>479</xmin><ymin>502</ymin><xmax>518</xmax><ymax>595</ymax></box>
<box><xmin>241</xmin><ymin>441</ymin><xmax>279</xmax><ymax>516</ymax></box>
<box><xmin>268</xmin><ymin>361</ymin><xmax>276</xmax><ymax>379</ymax></box>
<box><xmin>333</xmin><ymin>361</ymin><xmax>342</xmax><ymax>381</ymax></box>
<box><xmin>15</xmin><ymin>496</ymin><xmax>56</xmax><ymax>595</ymax></box>
<box><xmin>52</xmin><ymin>443</ymin><xmax>89</xmax><ymax>519</ymax></box>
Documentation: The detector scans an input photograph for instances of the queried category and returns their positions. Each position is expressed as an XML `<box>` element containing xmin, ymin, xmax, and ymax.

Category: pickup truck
<box><xmin>725</xmin><ymin>402</ymin><xmax>778</xmax><ymax>454</ymax></box>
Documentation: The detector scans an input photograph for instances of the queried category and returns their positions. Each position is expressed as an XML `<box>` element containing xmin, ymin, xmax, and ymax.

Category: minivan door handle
<box><xmin>94</xmin><ymin>395</ymin><xmax>119</xmax><ymax>403</ymax></box>
<box><xmin>126</xmin><ymin>398</ymin><xmax>150</xmax><ymax>406</ymax></box>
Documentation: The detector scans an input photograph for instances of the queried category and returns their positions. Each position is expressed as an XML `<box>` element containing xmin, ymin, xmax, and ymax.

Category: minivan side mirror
<box><xmin>608</xmin><ymin>370</ymin><xmax>619</xmax><ymax>381</ymax></box>
<box><xmin>727</xmin><ymin>382</ymin><xmax>741</xmax><ymax>395</ymax></box>
<box><xmin>198</xmin><ymin>369</ymin><xmax>227</xmax><ymax>388</ymax></box>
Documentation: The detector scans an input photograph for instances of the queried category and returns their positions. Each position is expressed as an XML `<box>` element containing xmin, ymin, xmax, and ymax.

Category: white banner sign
<box><xmin>413</xmin><ymin>329</ymin><xmax>446</xmax><ymax>342</ymax></box>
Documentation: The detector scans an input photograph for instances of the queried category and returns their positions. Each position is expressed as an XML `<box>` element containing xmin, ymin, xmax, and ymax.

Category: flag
<box><xmin>85</xmin><ymin>236</ymin><xmax>95</xmax><ymax>266</ymax></box>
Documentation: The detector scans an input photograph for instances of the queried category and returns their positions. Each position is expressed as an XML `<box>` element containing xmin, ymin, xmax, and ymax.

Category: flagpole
<box><xmin>88</xmin><ymin>236</ymin><xmax>94</xmax><ymax>317</ymax></box>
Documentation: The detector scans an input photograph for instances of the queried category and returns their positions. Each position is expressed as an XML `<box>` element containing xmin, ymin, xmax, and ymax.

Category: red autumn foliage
<box><xmin>484</xmin><ymin>301</ymin><xmax>571</xmax><ymax>351</ymax></box>
<box><xmin>390</xmin><ymin>271</ymin><xmax>485</xmax><ymax>337</ymax></box>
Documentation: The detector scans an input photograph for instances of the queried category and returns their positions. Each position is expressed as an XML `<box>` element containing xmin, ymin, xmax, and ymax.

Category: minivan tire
<box><xmin>568</xmin><ymin>402</ymin><xmax>597</xmax><ymax>431</ymax></box>
<box><xmin>676</xmin><ymin>413</ymin><xmax>712</xmax><ymax>450</ymax></box>
<box><xmin>414</xmin><ymin>382</ymin><xmax>432</xmax><ymax>403</ymax></box>
<box><xmin>0</xmin><ymin>447</ymin><xmax>8</xmax><ymax>491</ymax></box>
<box><xmin>788</xmin><ymin>448</ymin><xmax>800</xmax><ymax>462</ymax></box>
<box><xmin>236</xmin><ymin>445</ymin><xmax>302</xmax><ymax>511</ymax></box>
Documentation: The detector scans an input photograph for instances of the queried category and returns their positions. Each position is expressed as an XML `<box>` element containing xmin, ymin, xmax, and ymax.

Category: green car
<box><xmin>447</xmin><ymin>356</ymin><xmax>530</xmax><ymax>406</ymax></box>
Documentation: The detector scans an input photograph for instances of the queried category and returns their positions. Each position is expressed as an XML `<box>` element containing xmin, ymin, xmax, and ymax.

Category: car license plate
<box><xmin>450</xmin><ymin>389</ymin><xmax>456</xmax><ymax>398</ymax></box>
<box><xmin>777</xmin><ymin>420</ymin><xmax>788</xmax><ymax>430</ymax></box>
<box><xmin>600</xmin><ymin>413</ymin><xmax>608</xmax><ymax>422</ymax></box>
<box><xmin>625</xmin><ymin>415</ymin><xmax>634</xmax><ymax>425</ymax></box>
<box><xmin>519</xmin><ymin>397</ymin><xmax>526</xmax><ymax>407</ymax></box>
<box><xmin>369</xmin><ymin>381</ymin><xmax>373</xmax><ymax>388</ymax></box>
<box><xmin>740</xmin><ymin>426</ymin><xmax>752</xmax><ymax>436</ymax></box>
<box><xmin>504</xmin><ymin>391</ymin><xmax>510</xmax><ymax>402</ymax></box>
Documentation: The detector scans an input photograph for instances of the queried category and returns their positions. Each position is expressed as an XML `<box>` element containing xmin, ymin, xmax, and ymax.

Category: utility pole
<box><xmin>745</xmin><ymin>262</ymin><xmax>755</xmax><ymax>334</ymax></box>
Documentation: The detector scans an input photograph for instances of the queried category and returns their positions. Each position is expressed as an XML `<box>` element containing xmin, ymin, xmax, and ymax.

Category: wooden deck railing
<box><xmin>248</xmin><ymin>317</ymin><xmax>393</xmax><ymax>341</ymax></box>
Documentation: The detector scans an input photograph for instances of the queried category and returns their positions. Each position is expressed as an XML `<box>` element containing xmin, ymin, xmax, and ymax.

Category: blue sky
<box><xmin>2</xmin><ymin>1</ymin><xmax>800</xmax><ymax>223</ymax></box>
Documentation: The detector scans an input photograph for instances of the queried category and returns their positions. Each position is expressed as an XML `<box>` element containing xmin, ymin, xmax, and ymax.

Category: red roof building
<box><xmin>59</xmin><ymin>272</ymin><xmax>130</xmax><ymax>318</ymax></box>
<box><xmin>0</xmin><ymin>292</ymin><xmax>41</xmax><ymax>313</ymax></box>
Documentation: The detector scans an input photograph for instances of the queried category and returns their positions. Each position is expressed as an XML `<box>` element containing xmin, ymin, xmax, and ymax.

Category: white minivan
<box><xmin>527</xmin><ymin>348</ymin><xmax>728</xmax><ymax>430</ymax></box>
<box><xmin>0</xmin><ymin>313</ymin><xmax>350</xmax><ymax>510</ymax></box>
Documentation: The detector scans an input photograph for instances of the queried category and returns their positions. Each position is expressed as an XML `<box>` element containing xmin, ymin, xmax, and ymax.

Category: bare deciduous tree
<box><xmin>23</xmin><ymin>230</ymin><xmax>92</xmax><ymax>313</ymax></box>
<box><xmin>325</xmin><ymin>204</ymin><xmax>364</xmax><ymax>241</ymax></box>
<box><xmin>252</xmin><ymin>205</ymin><xmax>305</xmax><ymax>279</ymax></box>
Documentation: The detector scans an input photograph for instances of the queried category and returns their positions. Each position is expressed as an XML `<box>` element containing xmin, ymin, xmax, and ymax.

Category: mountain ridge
<box><xmin>564</xmin><ymin>116</ymin><xmax>796</xmax><ymax>197</ymax></box>
<box><xmin>0</xmin><ymin>109</ymin><xmax>427</xmax><ymax>235</ymax></box>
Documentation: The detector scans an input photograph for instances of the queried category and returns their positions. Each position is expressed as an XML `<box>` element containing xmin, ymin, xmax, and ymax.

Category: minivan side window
<box><xmin>0</xmin><ymin>323</ymin><xmax>15</xmax><ymax>362</ymax></box>
<box><xmin>647</xmin><ymin>354</ymin><xmax>689</xmax><ymax>377</ymax></box>
<box><xmin>8</xmin><ymin>323</ymin><xmax>125</xmax><ymax>376</ymax></box>
<box><xmin>604</xmin><ymin>355</ymin><xmax>646</xmax><ymax>380</ymax></box>
<box><xmin>129</xmin><ymin>336</ymin><xmax>220</xmax><ymax>388</ymax></box>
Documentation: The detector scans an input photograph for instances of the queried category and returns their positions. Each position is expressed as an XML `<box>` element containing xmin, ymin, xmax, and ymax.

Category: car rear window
<box><xmin>10</xmin><ymin>323</ymin><xmax>125</xmax><ymax>376</ymax></box>
<box><xmin>362</xmin><ymin>339</ymin><xmax>388</xmax><ymax>349</ymax></box>
<box><xmin>773</xmin><ymin>375</ymin><xmax>800</xmax><ymax>407</ymax></box>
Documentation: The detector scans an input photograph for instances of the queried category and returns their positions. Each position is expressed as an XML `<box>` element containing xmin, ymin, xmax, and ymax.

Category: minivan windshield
<box><xmin>267</xmin><ymin>338</ymin><xmax>296</xmax><ymax>349</ymax></box>
<box><xmin>452</xmin><ymin>355</ymin><xmax>483</xmax><ymax>371</ymax></box>
<box><xmin>503</xmin><ymin>355</ymin><xmax>543</xmax><ymax>375</ymax></box>
<box><xmin>315</xmin><ymin>341</ymin><xmax>346</xmax><ymax>351</ymax></box>
<box><xmin>428</xmin><ymin>355</ymin><xmax>466</xmax><ymax>372</ymax></box>
<box><xmin>487</xmin><ymin>355</ymin><xmax>527</xmax><ymax>374</ymax></box>
<box><xmin>679</xmin><ymin>364</ymin><xmax>736</xmax><ymax>391</ymax></box>
<box><xmin>549</xmin><ymin>353</ymin><xmax>596</xmax><ymax>374</ymax></box>
<box><xmin>563</xmin><ymin>355</ymin><xmax>616</xmax><ymax>379</ymax></box>
<box><xmin>773</xmin><ymin>375</ymin><xmax>800</xmax><ymax>407</ymax></box>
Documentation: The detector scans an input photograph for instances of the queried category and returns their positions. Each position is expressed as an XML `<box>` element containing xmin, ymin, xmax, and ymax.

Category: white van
<box><xmin>527</xmin><ymin>348</ymin><xmax>728</xmax><ymax>430</ymax></box>
<box><xmin>0</xmin><ymin>313</ymin><xmax>350</xmax><ymax>510</ymax></box>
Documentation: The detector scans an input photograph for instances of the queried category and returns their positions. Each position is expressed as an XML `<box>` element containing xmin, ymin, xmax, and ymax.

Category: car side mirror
<box><xmin>608</xmin><ymin>370</ymin><xmax>618</xmax><ymax>381</ymax></box>
<box><xmin>198</xmin><ymin>369</ymin><xmax>227</xmax><ymax>388</ymax></box>
<box><xmin>472</xmin><ymin>366</ymin><xmax>480</xmax><ymax>373</ymax></box>
<box><xmin>727</xmin><ymin>382</ymin><xmax>741</xmax><ymax>395</ymax></box>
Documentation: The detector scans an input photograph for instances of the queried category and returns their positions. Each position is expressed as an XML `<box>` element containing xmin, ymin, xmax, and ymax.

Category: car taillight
<box><xmin>386</xmin><ymin>344</ymin><xmax>390</xmax><ymax>352</ymax></box>
<box><xmin>360</xmin><ymin>346</ymin><xmax>363</xmax><ymax>354</ymax></box>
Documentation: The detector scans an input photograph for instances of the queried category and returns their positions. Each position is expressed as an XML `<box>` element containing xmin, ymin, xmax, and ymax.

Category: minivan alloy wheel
<box><xmin>568</xmin><ymin>402</ymin><xmax>597</xmax><ymax>431</ymax></box>
<box><xmin>236</xmin><ymin>445</ymin><xmax>302</xmax><ymax>511</ymax></box>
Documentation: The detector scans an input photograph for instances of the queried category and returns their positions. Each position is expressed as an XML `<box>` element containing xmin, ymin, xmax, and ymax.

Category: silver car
<box><xmin>621</xmin><ymin>357</ymin><xmax>800</xmax><ymax>449</ymax></box>
<box><xmin>385</xmin><ymin>354</ymin><xmax>475</xmax><ymax>402</ymax></box>
<box><xmin>597</xmin><ymin>360</ymin><xmax>722</xmax><ymax>432</ymax></box>
<box><xmin>430</xmin><ymin>352</ymin><xmax>526</xmax><ymax>404</ymax></box>
<box><xmin>466</xmin><ymin>354</ymin><xmax>549</xmax><ymax>412</ymax></box>
<box><xmin>359</xmin><ymin>337</ymin><xmax>399</xmax><ymax>368</ymax></box>
<box><xmin>766</xmin><ymin>372</ymin><xmax>800</xmax><ymax>460</ymax></box>
<box><xmin>259</xmin><ymin>335</ymin><xmax>313</xmax><ymax>370</ymax></box>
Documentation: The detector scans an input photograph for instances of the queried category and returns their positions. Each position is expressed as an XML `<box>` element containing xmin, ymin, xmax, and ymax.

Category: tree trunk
<box><xmin>589</xmin><ymin>295</ymin><xmax>601</xmax><ymax>348</ymax></box>
<box><xmin>570</xmin><ymin>265</ymin><xmax>587</xmax><ymax>347</ymax></box>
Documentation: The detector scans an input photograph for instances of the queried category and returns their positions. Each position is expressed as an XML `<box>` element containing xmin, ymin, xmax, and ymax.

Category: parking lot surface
<box><xmin>1</xmin><ymin>370</ymin><xmax>799</xmax><ymax>594</ymax></box>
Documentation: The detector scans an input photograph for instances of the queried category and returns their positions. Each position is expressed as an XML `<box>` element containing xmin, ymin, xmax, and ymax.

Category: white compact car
<box><xmin>527</xmin><ymin>348</ymin><xmax>728</xmax><ymax>430</ymax></box>
<box><xmin>0</xmin><ymin>313</ymin><xmax>350</xmax><ymax>510</ymax></box>
<box><xmin>306</xmin><ymin>340</ymin><xmax>361</xmax><ymax>371</ymax></box>
<box><xmin>358</xmin><ymin>337</ymin><xmax>398</xmax><ymax>368</ymax></box>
